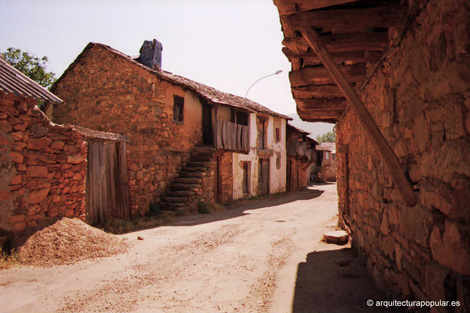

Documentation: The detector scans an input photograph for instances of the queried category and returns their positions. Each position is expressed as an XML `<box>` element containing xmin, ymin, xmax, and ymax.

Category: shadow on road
<box><xmin>293</xmin><ymin>247</ymin><xmax>405</xmax><ymax>313</ymax></box>
<box><xmin>167</xmin><ymin>187</ymin><xmax>325</xmax><ymax>227</ymax></box>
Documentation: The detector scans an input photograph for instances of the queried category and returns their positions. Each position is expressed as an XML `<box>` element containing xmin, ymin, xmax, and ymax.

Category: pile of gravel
<box><xmin>19</xmin><ymin>218</ymin><xmax>129</xmax><ymax>266</ymax></box>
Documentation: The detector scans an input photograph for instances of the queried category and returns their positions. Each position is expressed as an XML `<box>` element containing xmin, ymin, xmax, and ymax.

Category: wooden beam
<box><xmin>283</xmin><ymin>32</ymin><xmax>389</xmax><ymax>54</ymax></box>
<box><xmin>274</xmin><ymin>0</ymin><xmax>360</xmax><ymax>16</ymax></box>
<box><xmin>297</xmin><ymin>108</ymin><xmax>342</xmax><ymax>122</ymax></box>
<box><xmin>292</xmin><ymin>85</ymin><xmax>344</xmax><ymax>98</ymax></box>
<box><xmin>297</xmin><ymin>98</ymin><xmax>347</xmax><ymax>111</ymax></box>
<box><xmin>282</xmin><ymin>48</ymin><xmax>382</xmax><ymax>64</ymax></box>
<box><xmin>287</xmin><ymin>6</ymin><xmax>406</xmax><ymax>29</ymax></box>
<box><xmin>289</xmin><ymin>64</ymin><xmax>365</xmax><ymax>86</ymax></box>
<box><xmin>298</xmin><ymin>23</ymin><xmax>417</xmax><ymax>206</ymax></box>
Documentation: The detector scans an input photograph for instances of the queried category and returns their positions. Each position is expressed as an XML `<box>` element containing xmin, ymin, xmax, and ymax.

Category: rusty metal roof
<box><xmin>0</xmin><ymin>55</ymin><xmax>63</xmax><ymax>103</ymax></box>
<box><xmin>54</xmin><ymin>43</ymin><xmax>291</xmax><ymax>120</ymax></box>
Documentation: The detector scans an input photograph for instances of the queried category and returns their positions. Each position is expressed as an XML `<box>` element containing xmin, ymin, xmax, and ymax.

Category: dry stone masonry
<box><xmin>0</xmin><ymin>92</ymin><xmax>87</xmax><ymax>246</ymax></box>
<box><xmin>336</xmin><ymin>0</ymin><xmax>470</xmax><ymax>308</ymax></box>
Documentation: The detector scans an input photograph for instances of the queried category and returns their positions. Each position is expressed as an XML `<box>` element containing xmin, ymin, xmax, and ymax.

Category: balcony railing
<box><xmin>288</xmin><ymin>141</ymin><xmax>315</xmax><ymax>161</ymax></box>
<box><xmin>215</xmin><ymin>120</ymin><xmax>249</xmax><ymax>153</ymax></box>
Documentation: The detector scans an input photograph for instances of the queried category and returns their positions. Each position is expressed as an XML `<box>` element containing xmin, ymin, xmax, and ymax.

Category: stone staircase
<box><xmin>161</xmin><ymin>146</ymin><xmax>216</xmax><ymax>214</ymax></box>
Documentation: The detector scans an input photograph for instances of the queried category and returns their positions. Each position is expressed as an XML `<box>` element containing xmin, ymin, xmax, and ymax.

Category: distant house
<box><xmin>51</xmin><ymin>40</ymin><xmax>290</xmax><ymax>216</ymax></box>
<box><xmin>315</xmin><ymin>142</ymin><xmax>336</xmax><ymax>182</ymax></box>
<box><xmin>286</xmin><ymin>123</ymin><xmax>317</xmax><ymax>191</ymax></box>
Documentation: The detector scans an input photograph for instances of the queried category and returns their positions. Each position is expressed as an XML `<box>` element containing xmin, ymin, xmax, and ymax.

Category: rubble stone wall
<box><xmin>53</xmin><ymin>45</ymin><xmax>204</xmax><ymax>216</ymax></box>
<box><xmin>0</xmin><ymin>93</ymin><xmax>87</xmax><ymax>245</ymax></box>
<box><xmin>336</xmin><ymin>0</ymin><xmax>470</xmax><ymax>308</ymax></box>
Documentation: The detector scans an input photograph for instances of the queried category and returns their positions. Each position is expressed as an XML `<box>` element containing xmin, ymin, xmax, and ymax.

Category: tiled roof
<box><xmin>0</xmin><ymin>55</ymin><xmax>63</xmax><ymax>103</ymax></box>
<box><xmin>55</xmin><ymin>43</ymin><xmax>291</xmax><ymax>120</ymax></box>
<box><xmin>316</xmin><ymin>142</ymin><xmax>336</xmax><ymax>153</ymax></box>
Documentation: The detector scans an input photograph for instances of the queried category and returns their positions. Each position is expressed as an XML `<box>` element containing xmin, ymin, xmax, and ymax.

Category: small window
<box><xmin>173</xmin><ymin>96</ymin><xmax>184</xmax><ymax>122</ymax></box>
<box><xmin>275</xmin><ymin>128</ymin><xmax>280</xmax><ymax>142</ymax></box>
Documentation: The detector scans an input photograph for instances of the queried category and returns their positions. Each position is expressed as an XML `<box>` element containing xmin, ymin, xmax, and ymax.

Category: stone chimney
<box><xmin>138</xmin><ymin>39</ymin><xmax>163</xmax><ymax>72</ymax></box>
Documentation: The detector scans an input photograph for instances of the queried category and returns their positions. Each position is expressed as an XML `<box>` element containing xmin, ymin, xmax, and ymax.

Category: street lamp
<box><xmin>243</xmin><ymin>70</ymin><xmax>283</xmax><ymax>105</ymax></box>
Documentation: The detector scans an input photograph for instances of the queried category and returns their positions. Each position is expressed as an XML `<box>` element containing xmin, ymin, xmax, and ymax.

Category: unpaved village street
<box><xmin>1</xmin><ymin>184</ymin><xmax>392</xmax><ymax>313</ymax></box>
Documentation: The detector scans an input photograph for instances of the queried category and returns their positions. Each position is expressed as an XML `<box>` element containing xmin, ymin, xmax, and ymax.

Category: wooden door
<box><xmin>86</xmin><ymin>140</ymin><xmax>129</xmax><ymax>224</ymax></box>
<box><xmin>258</xmin><ymin>158</ymin><xmax>269</xmax><ymax>196</ymax></box>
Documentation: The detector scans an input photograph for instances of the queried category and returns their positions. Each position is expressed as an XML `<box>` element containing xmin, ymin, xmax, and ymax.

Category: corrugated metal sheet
<box><xmin>0</xmin><ymin>55</ymin><xmax>63</xmax><ymax>103</ymax></box>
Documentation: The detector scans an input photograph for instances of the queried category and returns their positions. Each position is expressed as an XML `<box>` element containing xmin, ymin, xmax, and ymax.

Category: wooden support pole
<box><xmin>298</xmin><ymin>24</ymin><xmax>417</xmax><ymax>207</ymax></box>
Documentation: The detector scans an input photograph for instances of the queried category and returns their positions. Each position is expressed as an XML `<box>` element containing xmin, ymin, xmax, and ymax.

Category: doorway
<box><xmin>86</xmin><ymin>140</ymin><xmax>129</xmax><ymax>224</ymax></box>
<box><xmin>258</xmin><ymin>158</ymin><xmax>270</xmax><ymax>196</ymax></box>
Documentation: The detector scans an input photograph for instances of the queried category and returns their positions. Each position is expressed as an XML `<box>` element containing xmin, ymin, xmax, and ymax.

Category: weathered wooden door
<box><xmin>258</xmin><ymin>158</ymin><xmax>269</xmax><ymax>196</ymax></box>
<box><xmin>86</xmin><ymin>140</ymin><xmax>129</xmax><ymax>224</ymax></box>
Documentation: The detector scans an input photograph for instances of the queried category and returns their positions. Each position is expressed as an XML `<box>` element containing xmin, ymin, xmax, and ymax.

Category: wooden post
<box><xmin>298</xmin><ymin>24</ymin><xmax>417</xmax><ymax>207</ymax></box>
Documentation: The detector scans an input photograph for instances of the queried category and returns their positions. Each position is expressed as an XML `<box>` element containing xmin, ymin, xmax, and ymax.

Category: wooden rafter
<box><xmin>283</xmin><ymin>32</ymin><xmax>389</xmax><ymax>54</ymax></box>
<box><xmin>296</xmin><ymin>23</ymin><xmax>417</xmax><ymax>206</ymax></box>
<box><xmin>297</xmin><ymin>98</ymin><xmax>347</xmax><ymax>111</ymax></box>
<box><xmin>274</xmin><ymin>0</ymin><xmax>360</xmax><ymax>15</ymax></box>
<box><xmin>289</xmin><ymin>63</ymin><xmax>365</xmax><ymax>86</ymax></box>
<box><xmin>292</xmin><ymin>85</ymin><xmax>344</xmax><ymax>98</ymax></box>
<box><xmin>286</xmin><ymin>6</ymin><xmax>406</xmax><ymax>29</ymax></box>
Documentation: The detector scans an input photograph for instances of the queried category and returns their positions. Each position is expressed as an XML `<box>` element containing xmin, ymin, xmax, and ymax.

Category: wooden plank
<box><xmin>297</xmin><ymin>98</ymin><xmax>347</xmax><ymax>111</ymax></box>
<box><xmin>289</xmin><ymin>63</ymin><xmax>365</xmax><ymax>86</ymax></box>
<box><xmin>297</xmin><ymin>108</ymin><xmax>343</xmax><ymax>122</ymax></box>
<box><xmin>282</xmin><ymin>48</ymin><xmax>382</xmax><ymax>64</ymax></box>
<box><xmin>292</xmin><ymin>85</ymin><xmax>345</xmax><ymax>98</ymax></box>
<box><xmin>286</xmin><ymin>6</ymin><xmax>406</xmax><ymax>29</ymax></box>
<box><xmin>274</xmin><ymin>0</ymin><xmax>360</xmax><ymax>15</ymax></box>
<box><xmin>298</xmin><ymin>23</ymin><xmax>417</xmax><ymax>206</ymax></box>
<box><xmin>283</xmin><ymin>32</ymin><xmax>389</xmax><ymax>54</ymax></box>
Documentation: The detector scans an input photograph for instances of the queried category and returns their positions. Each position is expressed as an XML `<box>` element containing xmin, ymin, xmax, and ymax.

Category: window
<box><xmin>275</xmin><ymin>128</ymin><xmax>280</xmax><ymax>142</ymax></box>
<box><xmin>173</xmin><ymin>96</ymin><xmax>184</xmax><ymax>122</ymax></box>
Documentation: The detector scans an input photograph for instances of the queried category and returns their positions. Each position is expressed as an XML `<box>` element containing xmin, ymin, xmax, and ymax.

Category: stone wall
<box><xmin>219</xmin><ymin>152</ymin><xmax>233</xmax><ymax>203</ymax></box>
<box><xmin>52</xmin><ymin>45</ymin><xmax>204</xmax><ymax>216</ymax></box>
<box><xmin>337</xmin><ymin>0</ymin><xmax>470</xmax><ymax>309</ymax></box>
<box><xmin>0</xmin><ymin>93</ymin><xmax>87</xmax><ymax>246</ymax></box>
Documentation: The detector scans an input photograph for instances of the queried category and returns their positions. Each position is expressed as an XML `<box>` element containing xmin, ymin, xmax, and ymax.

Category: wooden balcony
<box><xmin>215</xmin><ymin>120</ymin><xmax>249</xmax><ymax>153</ymax></box>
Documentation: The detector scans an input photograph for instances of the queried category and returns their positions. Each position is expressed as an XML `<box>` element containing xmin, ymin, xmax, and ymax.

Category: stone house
<box><xmin>316</xmin><ymin>142</ymin><xmax>337</xmax><ymax>182</ymax></box>
<box><xmin>286</xmin><ymin>123</ymin><xmax>317</xmax><ymax>191</ymax></box>
<box><xmin>51</xmin><ymin>40</ymin><xmax>290</xmax><ymax>216</ymax></box>
<box><xmin>275</xmin><ymin>0</ymin><xmax>470</xmax><ymax>309</ymax></box>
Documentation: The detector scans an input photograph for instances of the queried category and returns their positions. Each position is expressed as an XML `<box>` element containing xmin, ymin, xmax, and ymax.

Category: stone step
<box><xmin>180</xmin><ymin>171</ymin><xmax>205</xmax><ymax>178</ymax></box>
<box><xmin>183</xmin><ymin>166</ymin><xmax>208</xmax><ymax>172</ymax></box>
<box><xmin>165</xmin><ymin>203</ymin><xmax>187</xmax><ymax>209</ymax></box>
<box><xmin>169</xmin><ymin>190</ymin><xmax>196</xmax><ymax>197</ymax></box>
<box><xmin>186</xmin><ymin>161</ymin><xmax>214</xmax><ymax>168</ymax></box>
<box><xmin>164</xmin><ymin>196</ymin><xmax>189</xmax><ymax>203</ymax></box>
<box><xmin>171</xmin><ymin>183</ymin><xmax>201</xmax><ymax>190</ymax></box>
<box><xmin>323</xmin><ymin>230</ymin><xmax>349</xmax><ymax>245</ymax></box>
<box><xmin>174</xmin><ymin>177</ymin><xmax>201</xmax><ymax>184</ymax></box>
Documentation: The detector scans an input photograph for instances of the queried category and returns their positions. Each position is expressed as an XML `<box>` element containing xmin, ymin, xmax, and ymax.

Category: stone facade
<box><xmin>0</xmin><ymin>92</ymin><xmax>87</xmax><ymax>246</ymax></box>
<box><xmin>52</xmin><ymin>44</ymin><xmax>204</xmax><ymax>216</ymax></box>
<box><xmin>337</xmin><ymin>0</ymin><xmax>470</xmax><ymax>309</ymax></box>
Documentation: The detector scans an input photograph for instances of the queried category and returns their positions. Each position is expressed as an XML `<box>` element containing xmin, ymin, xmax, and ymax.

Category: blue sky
<box><xmin>0</xmin><ymin>0</ymin><xmax>334</xmax><ymax>134</ymax></box>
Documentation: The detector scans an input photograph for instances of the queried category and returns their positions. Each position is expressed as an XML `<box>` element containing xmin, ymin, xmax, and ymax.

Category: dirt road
<box><xmin>1</xmin><ymin>183</ymin><xmax>392</xmax><ymax>313</ymax></box>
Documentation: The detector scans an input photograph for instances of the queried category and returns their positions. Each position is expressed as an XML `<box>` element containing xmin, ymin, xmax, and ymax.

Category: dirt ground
<box><xmin>1</xmin><ymin>183</ymin><xmax>395</xmax><ymax>313</ymax></box>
